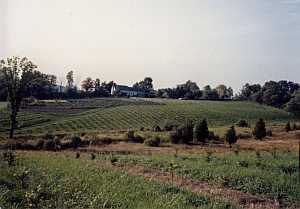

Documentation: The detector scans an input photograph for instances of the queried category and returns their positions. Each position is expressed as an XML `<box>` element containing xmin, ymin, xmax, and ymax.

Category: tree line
<box><xmin>1</xmin><ymin>56</ymin><xmax>300</xmax><ymax>138</ymax></box>
<box><xmin>157</xmin><ymin>81</ymin><xmax>233</xmax><ymax>100</ymax></box>
<box><xmin>235</xmin><ymin>81</ymin><xmax>300</xmax><ymax>116</ymax></box>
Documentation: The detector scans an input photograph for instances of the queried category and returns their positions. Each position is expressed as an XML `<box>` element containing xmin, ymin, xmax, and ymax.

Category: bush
<box><xmin>126</xmin><ymin>130</ymin><xmax>135</xmax><ymax>141</ymax></box>
<box><xmin>181</xmin><ymin>120</ymin><xmax>194</xmax><ymax>144</ymax></box>
<box><xmin>170</xmin><ymin>128</ymin><xmax>182</xmax><ymax>144</ymax></box>
<box><xmin>195</xmin><ymin>119</ymin><xmax>209</xmax><ymax>142</ymax></box>
<box><xmin>253</xmin><ymin>118</ymin><xmax>266</xmax><ymax>140</ymax></box>
<box><xmin>225</xmin><ymin>126</ymin><xmax>237</xmax><ymax>148</ymax></box>
<box><xmin>153</xmin><ymin>125</ymin><xmax>162</xmax><ymax>132</ymax></box>
<box><xmin>44</xmin><ymin>131</ymin><xmax>55</xmax><ymax>140</ymax></box>
<box><xmin>292</xmin><ymin>123</ymin><xmax>298</xmax><ymax>130</ymax></box>
<box><xmin>285</xmin><ymin>122</ymin><xmax>291</xmax><ymax>132</ymax></box>
<box><xmin>169</xmin><ymin>120</ymin><xmax>194</xmax><ymax>144</ymax></box>
<box><xmin>35</xmin><ymin>139</ymin><xmax>45</xmax><ymax>149</ymax></box>
<box><xmin>163</xmin><ymin>120</ymin><xmax>178</xmax><ymax>131</ymax></box>
<box><xmin>90</xmin><ymin>153</ymin><xmax>96</xmax><ymax>160</ymax></box>
<box><xmin>125</xmin><ymin>130</ymin><xmax>144</xmax><ymax>143</ymax></box>
<box><xmin>71</xmin><ymin>135</ymin><xmax>82</xmax><ymax>149</ymax></box>
<box><xmin>133</xmin><ymin>135</ymin><xmax>144</xmax><ymax>143</ymax></box>
<box><xmin>237</xmin><ymin>119</ymin><xmax>249</xmax><ymax>127</ymax></box>
<box><xmin>266</xmin><ymin>130</ymin><xmax>273</xmax><ymax>137</ymax></box>
<box><xmin>43</xmin><ymin>140</ymin><xmax>57</xmax><ymax>151</ymax></box>
<box><xmin>144</xmin><ymin>136</ymin><xmax>161</xmax><ymax>147</ymax></box>
<box><xmin>208</xmin><ymin>131</ymin><xmax>220</xmax><ymax>141</ymax></box>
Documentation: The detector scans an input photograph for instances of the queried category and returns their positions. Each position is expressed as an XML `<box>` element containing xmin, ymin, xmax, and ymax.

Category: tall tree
<box><xmin>0</xmin><ymin>57</ymin><xmax>37</xmax><ymax>138</ymax></box>
<box><xmin>81</xmin><ymin>77</ymin><xmax>94</xmax><ymax>92</ymax></box>
<box><xmin>133</xmin><ymin>77</ymin><xmax>154</xmax><ymax>93</ymax></box>
<box><xmin>94</xmin><ymin>78</ymin><xmax>101</xmax><ymax>92</ymax></box>
<box><xmin>215</xmin><ymin>84</ymin><xmax>227</xmax><ymax>99</ymax></box>
<box><xmin>66</xmin><ymin>70</ymin><xmax>74</xmax><ymax>88</ymax></box>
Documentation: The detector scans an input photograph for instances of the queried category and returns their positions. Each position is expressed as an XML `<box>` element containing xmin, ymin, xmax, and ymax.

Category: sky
<box><xmin>1</xmin><ymin>0</ymin><xmax>300</xmax><ymax>92</ymax></box>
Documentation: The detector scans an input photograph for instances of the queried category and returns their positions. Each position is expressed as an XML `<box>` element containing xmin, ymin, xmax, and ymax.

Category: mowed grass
<box><xmin>0</xmin><ymin>98</ymin><xmax>295</xmax><ymax>135</ymax></box>
<box><xmin>0</xmin><ymin>152</ymin><xmax>234</xmax><ymax>209</ymax></box>
<box><xmin>27</xmin><ymin>100</ymin><xmax>294</xmax><ymax>134</ymax></box>
<box><xmin>100</xmin><ymin>151</ymin><xmax>300</xmax><ymax>207</ymax></box>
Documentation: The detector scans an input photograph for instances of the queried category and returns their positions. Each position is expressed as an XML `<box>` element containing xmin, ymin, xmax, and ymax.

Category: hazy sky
<box><xmin>1</xmin><ymin>0</ymin><xmax>300</xmax><ymax>92</ymax></box>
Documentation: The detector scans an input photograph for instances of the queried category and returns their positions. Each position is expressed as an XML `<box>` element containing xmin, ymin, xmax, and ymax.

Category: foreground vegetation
<box><xmin>0</xmin><ymin>152</ymin><xmax>234</xmax><ymax>209</ymax></box>
<box><xmin>98</xmin><ymin>150</ymin><xmax>300</xmax><ymax>208</ymax></box>
<box><xmin>0</xmin><ymin>98</ymin><xmax>295</xmax><ymax>136</ymax></box>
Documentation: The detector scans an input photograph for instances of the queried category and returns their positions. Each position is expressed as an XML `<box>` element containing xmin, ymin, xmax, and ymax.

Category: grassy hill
<box><xmin>0</xmin><ymin>98</ymin><xmax>294</xmax><ymax>136</ymax></box>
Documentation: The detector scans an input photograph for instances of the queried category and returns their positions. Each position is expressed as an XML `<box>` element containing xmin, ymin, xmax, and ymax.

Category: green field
<box><xmin>0</xmin><ymin>152</ymin><xmax>234</xmax><ymax>209</ymax></box>
<box><xmin>0</xmin><ymin>98</ymin><xmax>295</xmax><ymax>135</ymax></box>
<box><xmin>98</xmin><ymin>151</ymin><xmax>300</xmax><ymax>208</ymax></box>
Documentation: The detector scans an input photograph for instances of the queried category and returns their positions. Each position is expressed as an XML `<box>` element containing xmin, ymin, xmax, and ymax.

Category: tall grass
<box><xmin>101</xmin><ymin>151</ymin><xmax>300</xmax><ymax>207</ymax></box>
<box><xmin>0</xmin><ymin>152</ymin><xmax>234</xmax><ymax>209</ymax></box>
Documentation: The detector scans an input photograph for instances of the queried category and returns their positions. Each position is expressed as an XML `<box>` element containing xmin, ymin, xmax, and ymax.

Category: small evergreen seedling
<box><xmin>233</xmin><ymin>144</ymin><xmax>240</xmax><ymax>155</ymax></box>
<box><xmin>110</xmin><ymin>154</ymin><xmax>118</xmax><ymax>165</ymax></box>
<box><xmin>271</xmin><ymin>148</ymin><xmax>278</xmax><ymax>159</ymax></box>
<box><xmin>225</xmin><ymin>126</ymin><xmax>237</xmax><ymax>148</ymax></box>
<box><xmin>285</xmin><ymin>122</ymin><xmax>291</xmax><ymax>132</ymax></box>
<box><xmin>255</xmin><ymin>150</ymin><xmax>262</xmax><ymax>167</ymax></box>
<box><xmin>205</xmin><ymin>149</ymin><xmax>214</xmax><ymax>162</ymax></box>
<box><xmin>91</xmin><ymin>153</ymin><xmax>96</xmax><ymax>160</ymax></box>
<box><xmin>255</xmin><ymin>150</ymin><xmax>261</xmax><ymax>159</ymax></box>
<box><xmin>2</xmin><ymin>150</ymin><xmax>16</xmax><ymax>166</ymax></box>
<box><xmin>174</xmin><ymin>148</ymin><xmax>178</xmax><ymax>158</ymax></box>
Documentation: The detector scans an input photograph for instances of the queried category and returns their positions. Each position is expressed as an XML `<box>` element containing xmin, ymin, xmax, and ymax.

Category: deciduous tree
<box><xmin>0</xmin><ymin>57</ymin><xmax>37</xmax><ymax>138</ymax></box>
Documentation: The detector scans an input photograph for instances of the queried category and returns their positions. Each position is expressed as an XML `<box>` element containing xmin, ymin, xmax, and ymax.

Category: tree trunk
<box><xmin>9</xmin><ymin>110</ymin><xmax>17</xmax><ymax>138</ymax></box>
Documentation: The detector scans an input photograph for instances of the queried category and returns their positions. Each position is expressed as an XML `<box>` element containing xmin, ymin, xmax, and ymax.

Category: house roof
<box><xmin>116</xmin><ymin>85</ymin><xmax>145</xmax><ymax>92</ymax></box>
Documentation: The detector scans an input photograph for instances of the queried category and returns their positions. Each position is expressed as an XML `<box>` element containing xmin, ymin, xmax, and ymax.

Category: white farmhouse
<box><xmin>111</xmin><ymin>84</ymin><xmax>145</xmax><ymax>97</ymax></box>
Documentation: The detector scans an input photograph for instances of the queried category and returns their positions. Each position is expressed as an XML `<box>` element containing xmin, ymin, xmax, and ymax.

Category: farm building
<box><xmin>52</xmin><ymin>85</ymin><xmax>66</xmax><ymax>93</ymax></box>
<box><xmin>111</xmin><ymin>84</ymin><xmax>145</xmax><ymax>97</ymax></box>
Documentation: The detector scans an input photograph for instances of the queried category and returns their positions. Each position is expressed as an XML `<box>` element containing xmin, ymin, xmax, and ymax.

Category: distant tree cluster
<box><xmin>235</xmin><ymin>81</ymin><xmax>300</xmax><ymax>109</ymax></box>
<box><xmin>157</xmin><ymin>80</ymin><xmax>233</xmax><ymax>100</ymax></box>
<box><xmin>285</xmin><ymin>90</ymin><xmax>300</xmax><ymax>116</ymax></box>
<box><xmin>132</xmin><ymin>77</ymin><xmax>154</xmax><ymax>97</ymax></box>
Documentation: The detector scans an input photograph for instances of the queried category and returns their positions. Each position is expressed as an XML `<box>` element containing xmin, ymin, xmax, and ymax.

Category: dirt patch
<box><xmin>95</xmin><ymin>160</ymin><xmax>280</xmax><ymax>209</ymax></box>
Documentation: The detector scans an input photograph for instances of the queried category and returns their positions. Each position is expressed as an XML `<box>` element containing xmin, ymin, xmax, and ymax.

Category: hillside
<box><xmin>0</xmin><ymin>98</ymin><xmax>294</xmax><ymax>135</ymax></box>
